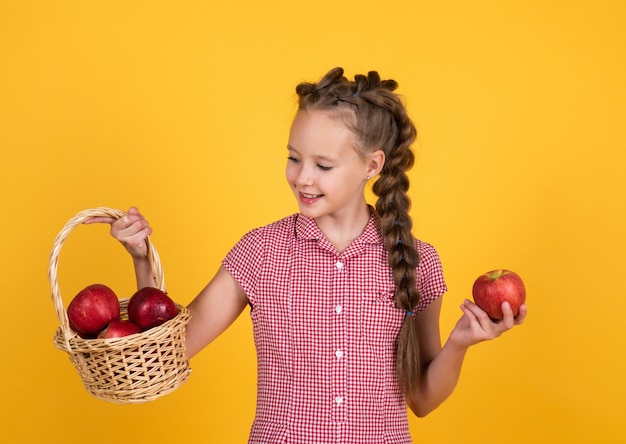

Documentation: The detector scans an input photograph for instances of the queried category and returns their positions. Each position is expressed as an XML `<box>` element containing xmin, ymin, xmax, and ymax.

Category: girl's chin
<box><xmin>297</xmin><ymin>204</ymin><xmax>323</xmax><ymax>219</ymax></box>
<box><xmin>298</xmin><ymin>207</ymin><xmax>317</xmax><ymax>217</ymax></box>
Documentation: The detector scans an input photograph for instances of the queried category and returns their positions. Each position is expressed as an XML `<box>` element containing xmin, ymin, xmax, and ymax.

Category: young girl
<box><xmin>90</xmin><ymin>67</ymin><xmax>526</xmax><ymax>443</ymax></box>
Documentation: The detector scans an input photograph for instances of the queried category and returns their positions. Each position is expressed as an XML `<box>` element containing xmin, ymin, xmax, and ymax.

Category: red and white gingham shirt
<box><xmin>223</xmin><ymin>211</ymin><xmax>447</xmax><ymax>444</ymax></box>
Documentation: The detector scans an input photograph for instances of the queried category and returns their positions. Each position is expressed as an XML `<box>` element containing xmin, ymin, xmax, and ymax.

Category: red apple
<box><xmin>127</xmin><ymin>287</ymin><xmax>178</xmax><ymax>330</ymax></box>
<box><xmin>472</xmin><ymin>269</ymin><xmax>526</xmax><ymax>320</ymax></box>
<box><xmin>67</xmin><ymin>284</ymin><xmax>121</xmax><ymax>338</ymax></box>
<box><xmin>97</xmin><ymin>319</ymin><xmax>142</xmax><ymax>339</ymax></box>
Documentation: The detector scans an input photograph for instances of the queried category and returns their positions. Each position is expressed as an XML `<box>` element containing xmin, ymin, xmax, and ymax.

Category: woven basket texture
<box><xmin>49</xmin><ymin>207</ymin><xmax>191</xmax><ymax>404</ymax></box>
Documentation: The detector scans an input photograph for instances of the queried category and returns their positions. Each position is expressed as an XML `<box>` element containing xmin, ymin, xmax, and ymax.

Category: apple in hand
<box><xmin>472</xmin><ymin>269</ymin><xmax>526</xmax><ymax>320</ymax></box>
<box><xmin>68</xmin><ymin>284</ymin><xmax>121</xmax><ymax>338</ymax></box>
<box><xmin>97</xmin><ymin>319</ymin><xmax>142</xmax><ymax>339</ymax></box>
<box><xmin>128</xmin><ymin>287</ymin><xmax>179</xmax><ymax>330</ymax></box>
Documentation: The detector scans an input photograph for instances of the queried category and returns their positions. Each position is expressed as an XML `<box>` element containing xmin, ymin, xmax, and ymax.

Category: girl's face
<box><xmin>286</xmin><ymin>109</ymin><xmax>383</xmax><ymax>223</ymax></box>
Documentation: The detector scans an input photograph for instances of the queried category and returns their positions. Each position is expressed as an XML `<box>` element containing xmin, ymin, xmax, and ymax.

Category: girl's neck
<box><xmin>314</xmin><ymin>204</ymin><xmax>372</xmax><ymax>253</ymax></box>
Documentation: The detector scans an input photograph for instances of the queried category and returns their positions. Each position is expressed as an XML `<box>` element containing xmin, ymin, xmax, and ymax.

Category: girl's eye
<box><xmin>287</xmin><ymin>155</ymin><xmax>331</xmax><ymax>170</ymax></box>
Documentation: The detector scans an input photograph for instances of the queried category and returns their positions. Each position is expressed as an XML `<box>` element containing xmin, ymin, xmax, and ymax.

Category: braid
<box><xmin>296</xmin><ymin>67</ymin><xmax>422</xmax><ymax>394</ymax></box>
<box><xmin>371</xmin><ymin>113</ymin><xmax>421</xmax><ymax>395</ymax></box>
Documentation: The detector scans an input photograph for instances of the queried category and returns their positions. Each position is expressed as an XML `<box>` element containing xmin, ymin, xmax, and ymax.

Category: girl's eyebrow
<box><xmin>314</xmin><ymin>154</ymin><xmax>336</xmax><ymax>163</ymax></box>
<box><xmin>287</xmin><ymin>145</ymin><xmax>337</xmax><ymax>163</ymax></box>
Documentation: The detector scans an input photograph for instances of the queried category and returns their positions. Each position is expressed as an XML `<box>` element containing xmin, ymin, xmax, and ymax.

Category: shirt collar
<box><xmin>294</xmin><ymin>206</ymin><xmax>384</xmax><ymax>246</ymax></box>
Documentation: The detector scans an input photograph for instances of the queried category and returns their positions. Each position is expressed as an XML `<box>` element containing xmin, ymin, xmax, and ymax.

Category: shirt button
<box><xmin>335</xmin><ymin>304</ymin><xmax>342</xmax><ymax>314</ymax></box>
<box><xmin>335</xmin><ymin>261</ymin><xmax>344</xmax><ymax>270</ymax></box>
<box><xmin>335</xmin><ymin>350</ymin><xmax>343</xmax><ymax>359</ymax></box>
<box><xmin>335</xmin><ymin>396</ymin><xmax>343</xmax><ymax>405</ymax></box>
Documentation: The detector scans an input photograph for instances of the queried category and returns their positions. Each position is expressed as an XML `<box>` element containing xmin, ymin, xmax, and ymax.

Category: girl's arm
<box><xmin>407</xmin><ymin>297</ymin><xmax>527</xmax><ymax>417</ymax></box>
<box><xmin>185</xmin><ymin>265</ymin><xmax>249</xmax><ymax>358</ymax></box>
<box><xmin>86</xmin><ymin>207</ymin><xmax>249</xmax><ymax>359</ymax></box>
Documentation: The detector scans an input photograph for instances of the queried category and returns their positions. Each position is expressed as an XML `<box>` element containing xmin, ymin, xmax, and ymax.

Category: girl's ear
<box><xmin>366</xmin><ymin>150</ymin><xmax>385</xmax><ymax>178</ymax></box>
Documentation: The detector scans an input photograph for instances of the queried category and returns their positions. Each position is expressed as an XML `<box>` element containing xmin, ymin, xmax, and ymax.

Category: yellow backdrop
<box><xmin>1</xmin><ymin>1</ymin><xmax>625</xmax><ymax>443</ymax></box>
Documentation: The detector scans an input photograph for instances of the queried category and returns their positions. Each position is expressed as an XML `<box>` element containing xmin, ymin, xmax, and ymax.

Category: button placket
<box><xmin>331</xmin><ymin>256</ymin><xmax>346</xmax><ymax>421</ymax></box>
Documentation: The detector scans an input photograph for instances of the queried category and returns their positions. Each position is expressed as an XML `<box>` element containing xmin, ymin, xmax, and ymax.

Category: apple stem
<box><xmin>488</xmin><ymin>270</ymin><xmax>505</xmax><ymax>280</ymax></box>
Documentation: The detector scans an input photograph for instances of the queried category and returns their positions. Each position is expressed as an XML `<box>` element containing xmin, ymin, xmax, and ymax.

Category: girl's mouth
<box><xmin>299</xmin><ymin>192</ymin><xmax>323</xmax><ymax>204</ymax></box>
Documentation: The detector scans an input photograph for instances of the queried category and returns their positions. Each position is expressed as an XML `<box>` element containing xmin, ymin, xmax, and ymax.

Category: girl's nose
<box><xmin>296</xmin><ymin>167</ymin><xmax>314</xmax><ymax>186</ymax></box>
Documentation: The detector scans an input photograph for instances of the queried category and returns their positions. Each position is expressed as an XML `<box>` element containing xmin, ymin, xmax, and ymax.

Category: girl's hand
<box><xmin>84</xmin><ymin>207</ymin><xmax>152</xmax><ymax>259</ymax></box>
<box><xmin>449</xmin><ymin>299</ymin><xmax>527</xmax><ymax>350</ymax></box>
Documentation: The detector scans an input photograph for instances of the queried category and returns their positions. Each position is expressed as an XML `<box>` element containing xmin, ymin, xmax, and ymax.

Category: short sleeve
<box><xmin>414</xmin><ymin>240</ymin><xmax>447</xmax><ymax>312</ymax></box>
<box><xmin>222</xmin><ymin>228</ymin><xmax>265</xmax><ymax>305</ymax></box>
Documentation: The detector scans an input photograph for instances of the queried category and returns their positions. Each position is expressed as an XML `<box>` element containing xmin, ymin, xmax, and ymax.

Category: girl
<box><xmin>90</xmin><ymin>67</ymin><xmax>526</xmax><ymax>443</ymax></box>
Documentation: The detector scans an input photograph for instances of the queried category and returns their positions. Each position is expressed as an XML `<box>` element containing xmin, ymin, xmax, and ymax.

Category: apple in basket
<box><xmin>97</xmin><ymin>319</ymin><xmax>142</xmax><ymax>339</ymax></box>
<box><xmin>68</xmin><ymin>284</ymin><xmax>121</xmax><ymax>338</ymax></box>
<box><xmin>128</xmin><ymin>287</ymin><xmax>179</xmax><ymax>330</ymax></box>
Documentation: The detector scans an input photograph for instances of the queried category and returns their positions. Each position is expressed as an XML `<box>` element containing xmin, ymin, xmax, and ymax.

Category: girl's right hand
<box><xmin>84</xmin><ymin>207</ymin><xmax>152</xmax><ymax>259</ymax></box>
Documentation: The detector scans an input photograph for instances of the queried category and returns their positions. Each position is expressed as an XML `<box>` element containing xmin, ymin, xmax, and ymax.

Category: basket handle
<box><xmin>48</xmin><ymin>207</ymin><xmax>165</xmax><ymax>330</ymax></box>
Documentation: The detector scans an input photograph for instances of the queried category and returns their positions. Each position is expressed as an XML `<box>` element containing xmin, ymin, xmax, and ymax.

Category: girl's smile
<box><xmin>299</xmin><ymin>192</ymin><xmax>324</xmax><ymax>205</ymax></box>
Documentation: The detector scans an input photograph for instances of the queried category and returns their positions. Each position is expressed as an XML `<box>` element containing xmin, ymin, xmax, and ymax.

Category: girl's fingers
<box><xmin>462</xmin><ymin>300</ymin><xmax>493</xmax><ymax>328</ymax></box>
<box><xmin>514</xmin><ymin>304</ymin><xmax>528</xmax><ymax>325</ymax></box>
<box><xmin>80</xmin><ymin>207</ymin><xmax>151</xmax><ymax>259</ymax></box>
<box><xmin>83</xmin><ymin>208</ymin><xmax>145</xmax><ymax>227</ymax></box>
<box><xmin>499</xmin><ymin>302</ymin><xmax>516</xmax><ymax>330</ymax></box>
<box><xmin>454</xmin><ymin>300</ymin><xmax>527</xmax><ymax>349</ymax></box>
<box><xmin>83</xmin><ymin>216</ymin><xmax>117</xmax><ymax>225</ymax></box>
<box><xmin>459</xmin><ymin>300</ymin><xmax>494</xmax><ymax>339</ymax></box>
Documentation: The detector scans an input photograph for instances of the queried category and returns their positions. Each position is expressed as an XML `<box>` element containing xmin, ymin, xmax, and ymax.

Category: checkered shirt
<box><xmin>222</xmin><ymin>212</ymin><xmax>447</xmax><ymax>444</ymax></box>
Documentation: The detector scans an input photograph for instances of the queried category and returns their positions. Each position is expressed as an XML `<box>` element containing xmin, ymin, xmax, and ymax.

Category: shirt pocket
<box><xmin>248</xmin><ymin>420</ymin><xmax>287</xmax><ymax>444</ymax></box>
<box><xmin>359</xmin><ymin>290</ymin><xmax>404</xmax><ymax>358</ymax></box>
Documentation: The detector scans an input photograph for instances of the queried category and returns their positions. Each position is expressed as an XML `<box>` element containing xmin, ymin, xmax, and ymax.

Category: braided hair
<box><xmin>295</xmin><ymin>67</ymin><xmax>421</xmax><ymax>394</ymax></box>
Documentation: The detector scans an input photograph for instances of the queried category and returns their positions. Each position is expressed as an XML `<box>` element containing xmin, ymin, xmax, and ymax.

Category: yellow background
<box><xmin>1</xmin><ymin>1</ymin><xmax>624</xmax><ymax>443</ymax></box>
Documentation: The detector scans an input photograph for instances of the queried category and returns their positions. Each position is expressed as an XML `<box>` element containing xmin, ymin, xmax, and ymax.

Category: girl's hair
<box><xmin>295</xmin><ymin>67</ymin><xmax>421</xmax><ymax>394</ymax></box>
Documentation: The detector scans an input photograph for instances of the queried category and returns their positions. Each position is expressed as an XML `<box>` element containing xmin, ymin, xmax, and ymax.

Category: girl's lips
<box><xmin>299</xmin><ymin>192</ymin><xmax>323</xmax><ymax>205</ymax></box>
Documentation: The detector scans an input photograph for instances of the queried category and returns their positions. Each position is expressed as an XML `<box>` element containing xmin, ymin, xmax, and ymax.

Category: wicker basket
<box><xmin>49</xmin><ymin>207</ymin><xmax>191</xmax><ymax>404</ymax></box>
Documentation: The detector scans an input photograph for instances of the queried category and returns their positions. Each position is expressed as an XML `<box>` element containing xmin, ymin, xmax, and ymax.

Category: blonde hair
<box><xmin>295</xmin><ymin>67</ymin><xmax>421</xmax><ymax>394</ymax></box>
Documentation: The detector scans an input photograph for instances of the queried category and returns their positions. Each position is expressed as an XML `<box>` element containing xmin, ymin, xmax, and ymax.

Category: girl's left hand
<box><xmin>449</xmin><ymin>300</ymin><xmax>527</xmax><ymax>350</ymax></box>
